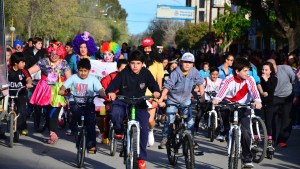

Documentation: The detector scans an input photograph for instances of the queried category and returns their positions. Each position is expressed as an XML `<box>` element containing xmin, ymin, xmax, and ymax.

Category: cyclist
<box><xmin>194</xmin><ymin>66</ymin><xmax>222</xmax><ymax>134</ymax></box>
<box><xmin>99</xmin><ymin>59</ymin><xmax>127</xmax><ymax>144</ymax></box>
<box><xmin>8</xmin><ymin>52</ymin><xmax>33</xmax><ymax>140</ymax></box>
<box><xmin>58</xmin><ymin>58</ymin><xmax>105</xmax><ymax>154</ymax></box>
<box><xmin>212</xmin><ymin>57</ymin><xmax>262</xmax><ymax>168</ymax></box>
<box><xmin>106</xmin><ymin>50</ymin><xmax>160</xmax><ymax>169</ymax></box>
<box><xmin>158</xmin><ymin>52</ymin><xmax>204</xmax><ymax>149</ymax></box>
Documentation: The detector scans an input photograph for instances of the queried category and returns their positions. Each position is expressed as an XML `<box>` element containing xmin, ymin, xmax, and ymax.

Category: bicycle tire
<box><xmin>251</xmin><ymin>117</ymin><xmax>267</xmax><ymax>163</ymax></box>
<box><xmin>208</xmin><ymin>113</ymin><xmax>216</xmax><ymax>142</ymax></box>
<box><xmin>228</xmin><ymin>128</ymin><xmax>239</xmax><ymax>169</ymax></box>
<box><xmin>109</xmin><ymin>123</ymin><xmax>117</xmax><ymax>156</ymax></box>
<box><xmin>77</xmin><ymin>129</ymin><xmax>86</xmax><ymax>168</ymax></box>
<box><xmin>166</xmin><ymin>135</ymin><xmax>178</xmax><ymax>166</ymax></box>
<box><xmin>126</xmin><ymin>125</ymin><xmax>138</xmax><ymax>169</ymax></box>
<box><xmin>33</xmin><ymin>107</ymin><xmax>47</xmax><ymax>133</ymax></box>
<box><xmin>183</xmin><ymin>134</ymin><xmax>195</xmax><ymax>169</ymax></box>
<box><xmin>9</xmin><ymin>113</ymin><xmax>14</xmax><ymax>148</ymax></box>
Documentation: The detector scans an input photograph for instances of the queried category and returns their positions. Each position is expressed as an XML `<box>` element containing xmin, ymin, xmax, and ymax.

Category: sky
<box><xmin>119</xmin><ymin>0</ymin><xmax>185</xmax><ymax>35</ymax></box>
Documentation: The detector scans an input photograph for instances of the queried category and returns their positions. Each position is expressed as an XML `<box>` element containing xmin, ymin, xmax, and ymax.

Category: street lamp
<box><xmin>10</xmin><ymin>26</ymin><xmax>15</xmax><ymax>46</ymax></box>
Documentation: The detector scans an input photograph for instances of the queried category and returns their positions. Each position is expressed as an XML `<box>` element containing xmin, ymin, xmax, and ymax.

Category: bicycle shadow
<box><xmin>20</xmin><ymin>134</ymin><xmax>115</xmax><ymax>169</ymax></box>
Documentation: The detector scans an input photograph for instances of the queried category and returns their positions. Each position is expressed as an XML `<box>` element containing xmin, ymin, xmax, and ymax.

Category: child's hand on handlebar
<box><xmin>108</xmin><ymin>93</ymin><xmax>116</xmax><ymax>101</ymax></box>
<box><xmin>252</xmin><ymin>101</ymin><xmax>262</xmax><ymax>109</ymax></box>
<box><xmin>152</xmin><ymin>91</ymin><xmax>160</xmax><ymax>99</ymax></box>
<box><xmin>212</xmin><ymin>99</ymin><xmax>220</xmax><ymax>105</ymax></box>
<box><xmin>26</xmin><ymin>83</ymin><xmax>33</xmax><ymax>89</ymax></box>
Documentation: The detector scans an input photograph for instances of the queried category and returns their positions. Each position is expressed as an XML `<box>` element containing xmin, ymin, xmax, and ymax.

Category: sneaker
<box><xmin>148</xmin><ymin>129</ymin><xmax>155</xmax><ymax>147</ymax></box>
<box><xmin>242</xmin><ymin>162</ymin><xmax>254</xmax><ymax>168</ymax></box>
<box><xmin>21</xmin><ymin>129</ymin><xmax>28</xmax><ymax>136</ymax></box>
<box><xmin>216</xmin><ymin>134</ymin><xmax>225</xmax><ymax>142</ymax></box>
<box><xmin>65</xmin><ymin>129</ymin><xmax>74</xmax><ymax>136</ymax></box>
<box><xmin>87</xmin><ymin>147</ymin><xmax>97</xmax><ymax>154</ymax></box>
<box><xmin>278</xmin><ymin>142</ymin><xmax>287</xmax><ymax>148</ymax></box>
<box><xmin>138</xmin><ymin>160</ymin><xmax>146</xmax><ymax>169</ymax></box>
<box><xmin>158</xmin><ymin>137</ymin><xmax>168</xmax><ymax>149</ymax></box>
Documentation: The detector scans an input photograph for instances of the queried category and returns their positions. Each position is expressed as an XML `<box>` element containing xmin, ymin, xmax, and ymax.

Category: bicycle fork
<box><xmin>227</xmin><ymin>125</ymin><xmax>241</xmax><ymax>156</ymax></box>
<box><xmin>127</xmin><ymin>120</ymin><xmax>140</xmax><ymax>161</ymax></box>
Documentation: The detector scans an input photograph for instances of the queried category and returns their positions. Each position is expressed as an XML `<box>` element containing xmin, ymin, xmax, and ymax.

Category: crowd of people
<box><xmin>1</xmin><ymin>31</ymin><xmax>300</xmax><ymax>168</ymax></box>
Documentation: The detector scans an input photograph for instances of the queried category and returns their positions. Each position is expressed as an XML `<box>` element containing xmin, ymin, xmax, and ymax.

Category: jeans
<box><xmin>162</xmin><ymin>100</ymin><xmax>194</xmax><ymax>138</ymax></box>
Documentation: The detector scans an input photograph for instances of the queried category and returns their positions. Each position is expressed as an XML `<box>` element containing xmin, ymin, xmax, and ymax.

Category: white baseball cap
<box><xmin>181</xmin><ymin>52</ymin><xmax>195</xmax><ymax>63</ymax></box>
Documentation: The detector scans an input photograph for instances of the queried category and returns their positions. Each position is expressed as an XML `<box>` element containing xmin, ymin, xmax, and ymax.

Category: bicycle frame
<box><xmin>250</xmin><ymin>109</ymin><xmax>262</xmax><ymax>141</ymax></box>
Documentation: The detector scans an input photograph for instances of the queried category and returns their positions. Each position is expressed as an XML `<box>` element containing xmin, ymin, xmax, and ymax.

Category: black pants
<box><xmin>16</xmin><ymin>95</ymin><xmax>28</xmax><ymax>131</ymax></box>
<box><xmin>47</xmin><ymin>106</ymin><xmax>62</xmax><ymax>132</ymax></box>
<box><xmin>221</xmin><ymin>107</ymin><xmax>252</xmax><ymax>163</ymax></box>
<box><xmin>263</xmin><ymin>104</ymin><xmax>274</xmax><ymax>137</ymax></box>
<box><xmin>272</xmin><ymin>95</ymin><xmax>293</xmax><ymax>144</ymax></box>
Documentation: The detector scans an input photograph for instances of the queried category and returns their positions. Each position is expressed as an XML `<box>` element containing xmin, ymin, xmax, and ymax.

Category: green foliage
<box><xmin>175</xmin><ymin>22</ymin><xmax>209</xmax><ymax>49</ymax></box>
<box><xmin>4</xmin><ymin>0</ymin><xmax>129</xmax><ymax>44</ymax></box>
<box><xmin>213</xmin><ymin>5</ymin><xmax>251</xmax><ymax>49</ymax></box>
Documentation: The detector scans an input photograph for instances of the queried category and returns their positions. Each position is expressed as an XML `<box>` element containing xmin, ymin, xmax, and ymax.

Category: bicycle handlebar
<box><xmin>116</xmin><ymin>95</ymin><xmax>154</xmax><ymax>101</ymax></box>
<box><xmin>9</xmin><ymin>86</ymin><xmax>27</xmax><ymax>98</ymax></box>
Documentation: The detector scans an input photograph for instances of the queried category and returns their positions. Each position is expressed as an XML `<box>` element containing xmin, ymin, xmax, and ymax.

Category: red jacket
<box><xmin>101</xmin><ymin>71</ymin><xmax>119</xmax><ymax>101</ymax></box>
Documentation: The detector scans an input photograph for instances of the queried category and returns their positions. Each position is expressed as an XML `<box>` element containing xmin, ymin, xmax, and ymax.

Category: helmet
<box><xmin>142</xmin><ymin>37</ymin><xmax>154</xmax><ymax>47</ymax></box>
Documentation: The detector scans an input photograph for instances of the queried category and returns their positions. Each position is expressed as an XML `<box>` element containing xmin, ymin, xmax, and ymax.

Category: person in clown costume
<box><xmin>29</xmin><ymin>41</ymin><xmax>71</xmax><ymax>144</ymax></box>
<box><xmin>100</xmin><ymin>41</ymin><xmax>121</xmax><ymax>62</ymax></box>
<box><xmin>69</xmin><ymin>31</ymin><xmax>98</xmax><ymax>73</ymax></box>
<box><xmin>97</xmin><ymin>41</ymin><xmax>121</xmax><ymax>143</ymax></box>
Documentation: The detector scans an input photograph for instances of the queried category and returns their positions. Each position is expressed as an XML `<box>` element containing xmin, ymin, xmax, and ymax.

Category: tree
<box><xmin>4</xmin><ymin>0</ymin><xmax>129</xmax><ymax>44</ymax></box>
<box><xmin>213</xmin><ymin>5</ymin><xmax>251</xmax><ymax>53</ymax></box>
<box><xmin>175</xmin><ymin>22</ymin><xmax>209</xmax><ymax>50</ymax></box>
<box><xmin>145</xmin><ymin>19</ymin><xmax>183</xmax><ymax>46</ymax></box>
<box><xmin>233</xmin><ymin>0</ymin><xmax>300</xmax><ymax>53</ymax></box>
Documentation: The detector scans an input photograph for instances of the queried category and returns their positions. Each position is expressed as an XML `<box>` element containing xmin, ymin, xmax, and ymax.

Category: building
<box><xmin>186</xmin><ymin>0</ymin><xmax>231</xmax><ymax>24</ymax></box>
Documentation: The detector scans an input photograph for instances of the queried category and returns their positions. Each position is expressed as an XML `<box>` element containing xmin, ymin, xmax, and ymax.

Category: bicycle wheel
<box><xmin>33</xmin><ymin>107</ymin><xmax>47</xmax><ymax>133</ymax></box>
<box><xmin>9</xmin><ymin>113</ymin><xmax>15</xmax><ymax>148</ymax></box>
<box><xmin>77</xmin><ymin>129</ymin><xmax>86</xmax><ymax>168</ymax></box>
<box><xmin>109</xmin><ymin>122</ymin><xmax>117</xmax><ymax>156</ymax></box>
<box><xmin>166</xmin><ymin>135</ymin><xmax>178</xmax><ymax>166</ymax></box>
<box><xmin>251</xmin><ymin>117</ymin><xmax>267</xmax><ymax>163</ymax></box>
<box><xmin>126</xmin><ymin>125</ymin><xmax>138</xmax><ymax>169</ymax></box>
<box><xmin>182</xmin><ymin>134</ymin><xmax>195</xmax><ymax>169</ymax></box>
<box><xmin>208</xmin><ymin>113</ymin><xmax>216</xmax><ymax>142</ymax></box>
<box><xmin>228</xmin><ymin>128</ymin><xmax>239</xmax><ymax>169</ymax></box>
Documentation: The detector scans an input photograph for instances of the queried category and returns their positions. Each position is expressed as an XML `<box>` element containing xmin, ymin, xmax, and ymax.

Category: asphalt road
<box><xmin>0</xmin><ymin>120</ymin><xmax>300</xmax><ymax>169</ymax></box>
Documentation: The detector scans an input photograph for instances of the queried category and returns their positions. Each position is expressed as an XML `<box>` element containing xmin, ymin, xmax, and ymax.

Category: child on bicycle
<box><xmin>212</xmin><ymin>57</ymin><xmax>262</xmax><ymax>168</ymax></box>
<box><xmin>97</xmin><ymin>59</ymin><xmax>127</xmax><ymax>143</ymax></box>
<box><xmin>194</xmin><ymin>67</ymin><xmax>222</xmax><ymax>134</ymax></box>
<box><xmin>158</xmin><ymin>52</ymin><xmax>204</xmax><ymax>149</ymax></box>
<box><xmin>59</xmin><ymin>58</ymin><xmax>105</xmax><ymax>153</ymax></box>
<box><xmin>106</xmin><ymin>50</ymin><xmax>160</xmax><ymax>169</ymax></box>
<box><xmin>8</xmin><ymin>52</ymin><xmax>33</xmax><ymax>141</ymax></box>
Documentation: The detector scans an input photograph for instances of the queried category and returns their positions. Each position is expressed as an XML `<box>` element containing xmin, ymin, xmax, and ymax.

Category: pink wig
<box><xmin>47</xmin><ymin>41</ymin><xmax>67</xmax><ymax>59</ymax></box>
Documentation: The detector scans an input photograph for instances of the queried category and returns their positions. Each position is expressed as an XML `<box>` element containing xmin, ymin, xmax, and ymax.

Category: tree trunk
<box><xmin>286</xmin><ymin>29</ymin><xmax>300</xmax><ymax>53</ymax></box>
<box><xmin>222</xmin><ymin>39</ymin><xmax>233</xmax><ymax>54</ymax></box>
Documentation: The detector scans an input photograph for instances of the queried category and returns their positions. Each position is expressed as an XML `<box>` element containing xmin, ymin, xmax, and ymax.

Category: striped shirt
<box><xmin>214</xmin><ymin>75</ymin><xmax>261</xmax><ymax>104</ymax></box>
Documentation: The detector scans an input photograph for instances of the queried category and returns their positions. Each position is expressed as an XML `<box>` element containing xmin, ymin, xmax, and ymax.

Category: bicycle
<box><xmin>222</xmin><ymin>101</ymin><xmax>266</xmax><ymax>169</ymax></box>
<box><xmin>5</xmin><ymin>86</ymin><xmax>26</xmax><ymax>147</ymax></box>
<box><xmin>69</xmin><ymin>94</ymin><xmax>99</xmax><ymax>168</ymax></box>
<box><xmin>114</xmin><ymin>95</ymin><xmax>153</xmax><ymax>169</ymax></box>
<box><xmin>165</xmin><ymin>103</ymin><xmax>195</xmax><ymax>169</ymax></box>
<box><xmin>205</xmin><ymin>91</ymin><xmax>224</xmax><ymax>142</ymax></box>
<box><xmin>250</xmin><ymin>108</ymin><xmax>267</xmax><ymax>163</ymax></box>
